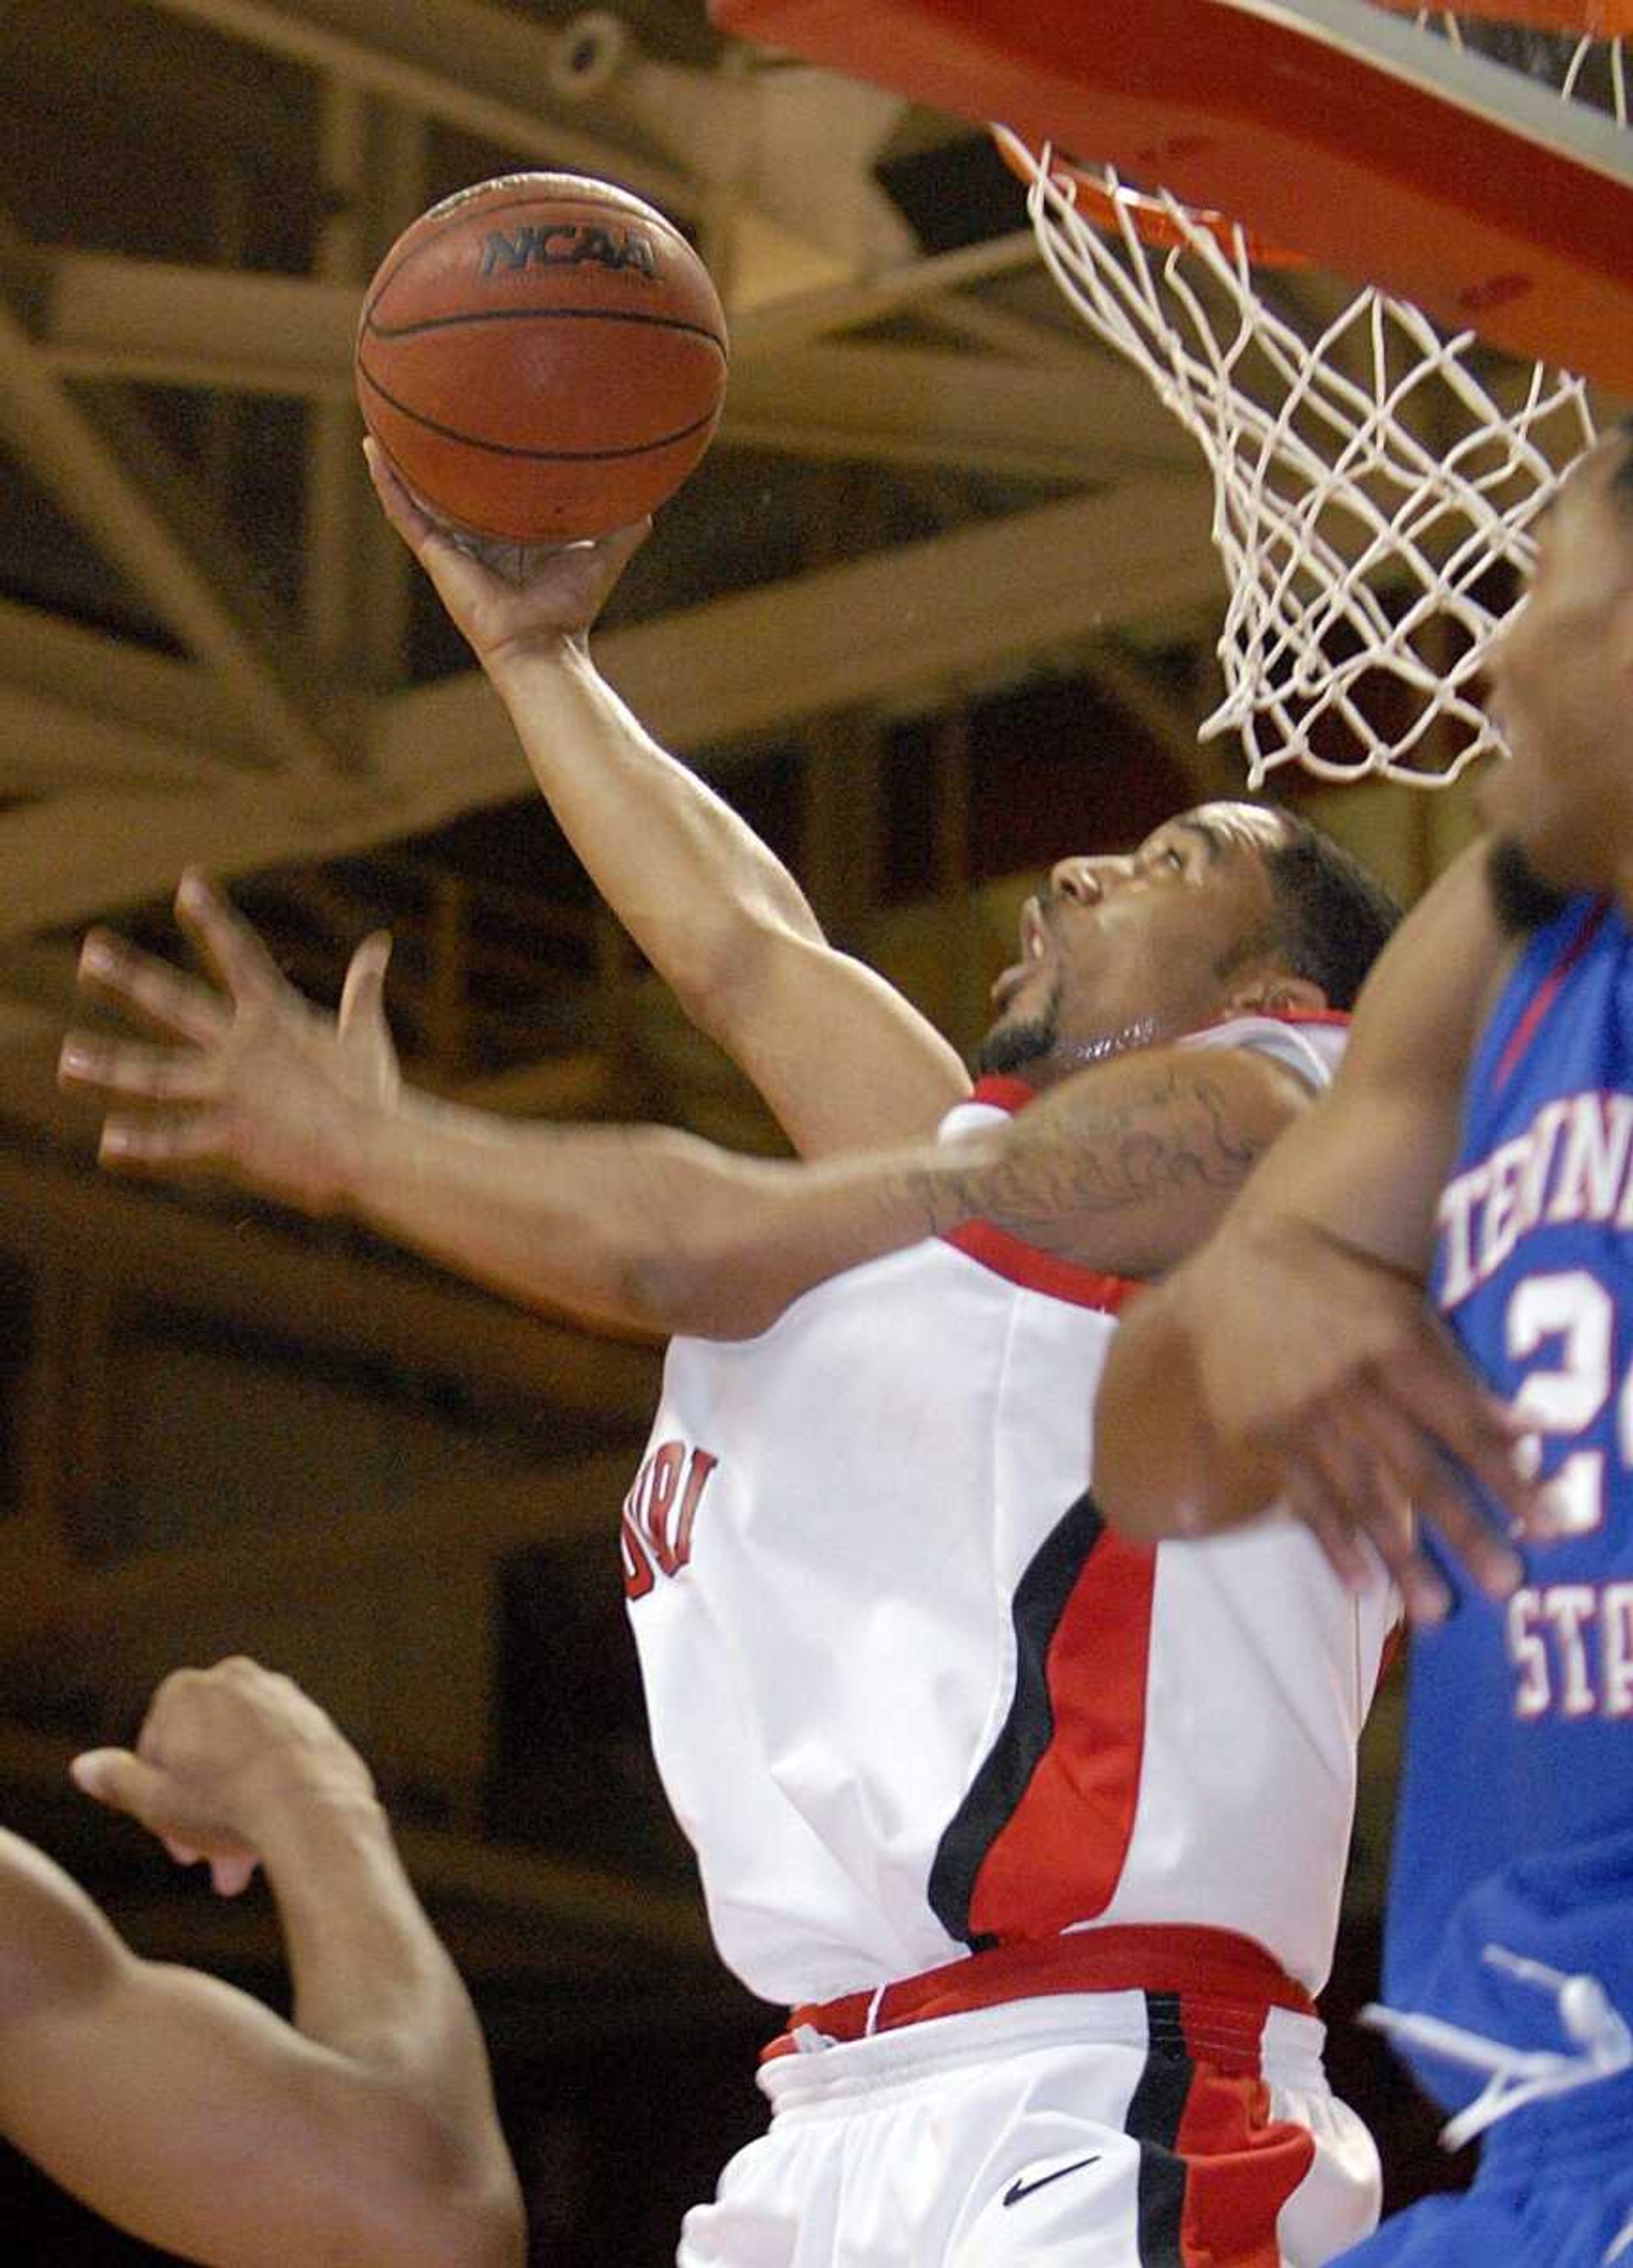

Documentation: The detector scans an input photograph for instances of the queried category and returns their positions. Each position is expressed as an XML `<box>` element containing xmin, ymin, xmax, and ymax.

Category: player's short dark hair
<box><xmin>1259</xmin><ymin>811</ymin><xmax>1402</xmax><ymax>1011</ymax></box>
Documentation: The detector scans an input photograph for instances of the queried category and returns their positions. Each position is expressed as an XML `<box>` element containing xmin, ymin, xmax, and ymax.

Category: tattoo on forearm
<box><xmin>911</xmin><ymin>1066</ymin><xmax>1273</xmax><ymax>1257</ymax></box>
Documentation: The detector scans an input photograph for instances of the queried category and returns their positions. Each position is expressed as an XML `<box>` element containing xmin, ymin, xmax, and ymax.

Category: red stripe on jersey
<box><xmin>968</xmin><ymin>1073</ymin><xmax>1037</xmax><ymax>1112</ymax></box>
<box><xmin>967</xmin><ymin>1527</ymin><xmax>1157</xmax><ymax>1938</ymax></box>
<box><xmin>944</xmin><ymin>1219</ymin><xmax>1140</xmax><ymax>1312</ymax></box>
<box><xmin>1494</xmin><ymin>895</ymin><xmax>1610</xmax><ymax>1091</ymax></box>
<box><xmin>1172</xmin><ymin>2064</ymin><xmax>1317</xmax><ymax>2265</ymax></box>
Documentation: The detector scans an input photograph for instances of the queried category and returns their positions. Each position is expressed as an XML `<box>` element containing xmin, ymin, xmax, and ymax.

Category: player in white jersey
<box><xmin>61</xmin><ymin>459</ymin><xmax>1403</xmax><ymax>2265</ymax></box>
<box><xmin>632</xmin><ymin>1020</ymin><xmax>1360</xmax><ymax>2004</ymax></box>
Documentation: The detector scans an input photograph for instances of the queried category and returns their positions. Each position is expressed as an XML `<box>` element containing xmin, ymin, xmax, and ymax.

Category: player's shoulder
<box><xmin>1509</xmin><ymin>890</ymin><xmax>1622</xmax><ymax>998</ymax></box>
<box><xmin>1181</xmin><ymin>1009</ymin><xmax>1349</xmax><ymax>1094</ymax></box>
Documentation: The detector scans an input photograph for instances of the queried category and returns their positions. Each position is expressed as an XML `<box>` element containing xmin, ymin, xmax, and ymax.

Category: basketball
<box><xmin>355</xmin><ymin>172</ymin><xmax>728</xmax><ymax>544</ymax></box>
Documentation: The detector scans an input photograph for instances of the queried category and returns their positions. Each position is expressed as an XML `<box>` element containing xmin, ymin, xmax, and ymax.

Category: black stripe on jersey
<box><xmin>926</xmin><ymin>1487</ymin><xmax>1107</xmax><ymax>1947</ymax></box>
<box><xmin>1129</xmin><ymin>1991</ymin><xmax>1190</xmax><ymax>2265</ymax></box>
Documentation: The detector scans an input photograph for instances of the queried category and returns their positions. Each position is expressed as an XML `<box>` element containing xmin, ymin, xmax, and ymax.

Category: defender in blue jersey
<box><xmin>1354</xmin><ymin>876</ymin><xmax>1633</xmax><ymax>2267</ymax></box>
<box><xmin>1096</xmin><ymin>423</ymin><xmax>1633</xmax><ymax>2266</ymax></box>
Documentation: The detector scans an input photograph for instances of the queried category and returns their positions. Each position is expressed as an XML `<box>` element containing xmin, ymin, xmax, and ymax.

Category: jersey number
<box><xmin>1506</xmin><ymin>1269</ymin><xmax>1629</xmax><ymax>1540</ymax></box>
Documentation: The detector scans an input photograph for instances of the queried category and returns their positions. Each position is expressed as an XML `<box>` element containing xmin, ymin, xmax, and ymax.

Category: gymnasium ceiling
<box><xmin>0</xmin><ymin>0</ymin><xmax>1218</xmax><ymax>968</ymax></box>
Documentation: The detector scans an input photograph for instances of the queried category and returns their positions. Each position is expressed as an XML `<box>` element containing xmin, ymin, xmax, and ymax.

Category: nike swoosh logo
<box><xmin>1002</xmin><ymin>2155</ymin><xmax>1101</xmax><ymax>2208</ymax></box>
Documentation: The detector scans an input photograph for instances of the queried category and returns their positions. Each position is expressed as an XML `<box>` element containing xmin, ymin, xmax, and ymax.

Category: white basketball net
<box><xmin>997</xmin><ymin>14</ymin><xmax>1626</xmax><ymax>788</ymax></box>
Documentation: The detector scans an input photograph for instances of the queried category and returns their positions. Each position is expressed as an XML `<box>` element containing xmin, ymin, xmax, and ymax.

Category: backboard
<box><xmin>707</xmin><ymin>0</ymin><xmax>1633</xmax><ymax>394</ymax></box>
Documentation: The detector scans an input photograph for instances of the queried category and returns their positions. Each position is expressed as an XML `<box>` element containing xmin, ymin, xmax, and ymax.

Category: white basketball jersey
<box><xmin>623</xmin><ymin>1015</ymin><xmax>1392</xmax><ymax>2008</ymax></box>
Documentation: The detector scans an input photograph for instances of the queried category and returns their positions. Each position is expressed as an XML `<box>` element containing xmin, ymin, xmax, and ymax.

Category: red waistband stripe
<box><xmin>763</xmin><ymin>1924</ymin><xmax>1315</xmax><ymax>2065</ymax></box>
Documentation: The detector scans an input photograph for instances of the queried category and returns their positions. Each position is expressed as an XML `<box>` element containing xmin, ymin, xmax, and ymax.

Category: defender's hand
<box><xmin>1191</xmin><ymin>1216</ymin><xmax>1534</xmax><ymax>1623</ymax></box>
<box><xmin>60</xmin><ymin>870</ymin><xmax>398</xmax><ymax>1215</ymax></box>
<box><xmin>71</xmin><ymin>1657</ymin><xmax>374</xmax><ymax>1897</ymax></box>
<box><xmin>365</xmin><ymin>437</ymin><xmax>649</xmax><ymax>668</ymax></box>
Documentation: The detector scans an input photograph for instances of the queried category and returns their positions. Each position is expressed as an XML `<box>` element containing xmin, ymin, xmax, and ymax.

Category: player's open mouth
<box><xmin>990</xmin><ymin>898</ymin><xmax>1050</xmax><ymax>1008</ymax></box>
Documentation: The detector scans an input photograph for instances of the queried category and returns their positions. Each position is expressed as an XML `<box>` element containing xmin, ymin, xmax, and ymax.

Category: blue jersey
<box><xmin>1385</xmin><ymin>891</ymin><xmax>1633</xmax><ymax>2107</ymax></box>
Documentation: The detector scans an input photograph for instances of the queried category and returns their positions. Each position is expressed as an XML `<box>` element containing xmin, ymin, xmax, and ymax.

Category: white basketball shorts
<box><xmin>678</xmin><ymin>1989</ymin><xmax>1380</xmax><ymax>2268</ymax></box>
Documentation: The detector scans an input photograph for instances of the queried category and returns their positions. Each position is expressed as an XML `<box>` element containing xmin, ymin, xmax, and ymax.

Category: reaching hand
<box><xmin>1188</xmin><ymin>1215</ymin><xmax>1535</xmax><ymax>1624</ymax></box>
<box><xmin>364</xmin><ymin>437</ymin><xmax>650</xmax><ymax>670</ymax></box>
<box><xmin>71</xmin><ymin>1657</ymin><xmax>375</xmax><ymax>1897</ymax></box>
<box><xmin>60</xmin><ymin>868</ymin><xmax>399</xmax><ymax>1215</ymax></box>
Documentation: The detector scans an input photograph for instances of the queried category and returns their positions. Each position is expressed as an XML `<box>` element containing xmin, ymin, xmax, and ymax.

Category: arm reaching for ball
<box><xmin>365</xmin><ymin>445</ymin><xmax>970</xmax><ymax>1160</ymax></box>
<box><xmin>66</xmin><ymin>873</ymin><xmax>1320</xmax><ymax>1337</ymax></box>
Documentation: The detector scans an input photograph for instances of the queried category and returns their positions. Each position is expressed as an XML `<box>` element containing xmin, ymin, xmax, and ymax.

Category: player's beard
<box><xmin>976</xmin><ymin>975</ymin><xmax>1161</xmax><ymax>1077</ymax></box>
<box><xmin>976</xmin><ymin>973</ymin><xmax>1061</xmax><ymax>1076</ymax></box>
<box><xmin>1487</xmin><ymin>835</ymin><xmax>1573</xmax><ymax>935</ymax></box>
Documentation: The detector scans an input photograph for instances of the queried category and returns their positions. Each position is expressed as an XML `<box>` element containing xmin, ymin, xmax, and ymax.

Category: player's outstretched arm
<box><xmin>1094</xmin><ymin>844</ymin><xmax>1536</xmax><ymax>1623</ymax></box>
<box><xmin>0</xmin><ymin>1659</ymin><xmax>521</xmax><ymax>2268</ymax></box>
<box><xmin>58</xmin><ymin>875</ymin><xmax>1346</xmax><ymax>1339</ymax></box>
<box><xmin>57</xmin><ymin>873</ymin><xmax>947</xmax><ymax>1339</ymax></box>
<box><xmin>366</xmin><ymin>443</ymin><xmax>969</xmax><ymax>1158</ymax></box>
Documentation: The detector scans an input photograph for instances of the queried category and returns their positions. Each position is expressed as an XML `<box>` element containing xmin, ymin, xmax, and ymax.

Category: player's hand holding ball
<box><xmin>355</xmin><ymin>170</ymin><xmax>727</xmax><ymax>547</ymax></box>
<box><xmin>355</xmin><ymin>170</ymin><xmax>725</xmax><ymax>662</ymax></box>
<box><xmin>364</xmin><ymin>439</ymin><xmax>650</xmax><ymax>670</ymax></box>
